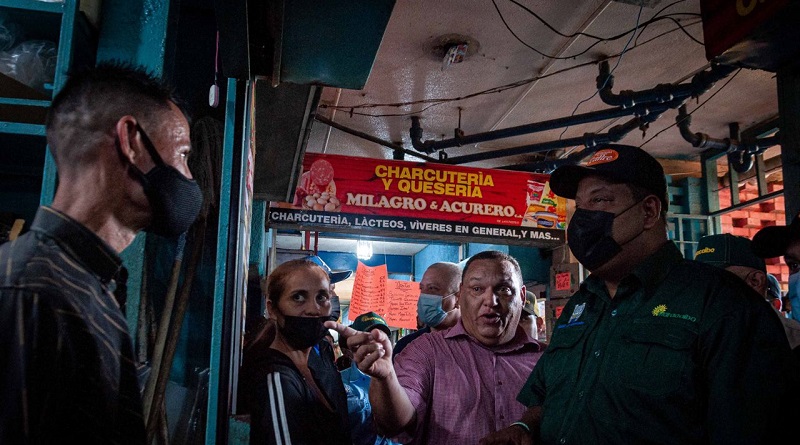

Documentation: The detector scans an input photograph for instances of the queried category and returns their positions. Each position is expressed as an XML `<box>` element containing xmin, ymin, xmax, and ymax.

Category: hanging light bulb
<box><xmin>357</xmin><ymin>240</ymin><xmax>373</xmax><ymax>260</ymax></box>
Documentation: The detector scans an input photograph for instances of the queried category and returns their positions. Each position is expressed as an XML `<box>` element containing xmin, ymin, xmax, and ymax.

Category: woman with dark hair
<box><xmin>243</xmin><ymin>259</ymin><xmax>351</xmax><ymax>444</ymax></box>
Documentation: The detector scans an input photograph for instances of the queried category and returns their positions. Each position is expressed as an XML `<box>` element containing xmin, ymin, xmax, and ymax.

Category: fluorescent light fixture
<box><xmin>356</xmin><ymin>240</ymin><xmax>373</xmax><ymax>260</ymax></box>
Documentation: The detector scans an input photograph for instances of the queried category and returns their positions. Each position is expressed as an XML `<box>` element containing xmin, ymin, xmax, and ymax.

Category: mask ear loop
<box><xmin>612</xmin><ymin>197</ymin><xmax>652</xmax><ymax>248</ymax></box>
<box><xmin>115</xmin><ymin>134</ymin><xmax>150</xmax><ymax>187</ymax></box>
<box><xmin>443</xmin><ymin>290</ymin><xmax>459</xmax><ymax>311</ymax></box>
<box><xmin>135</xmin><ymin>123</ymin><xmax>168</xmax><ymax>167</ymax></box>
<box><xmin>613</xmin><ymin>197</ymin><xmax>645</xmax><ymax>219</ymax></box>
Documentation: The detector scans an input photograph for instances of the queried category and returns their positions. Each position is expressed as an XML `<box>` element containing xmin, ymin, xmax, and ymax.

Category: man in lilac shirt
<box><xmin>328</xmin><ymin>250</ymin><xmax>544</xmax><ymax>444</ymax></box>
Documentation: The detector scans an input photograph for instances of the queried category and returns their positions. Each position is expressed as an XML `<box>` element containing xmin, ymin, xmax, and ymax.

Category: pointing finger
<box><xmin>324</xmin><ymin>320</ymin><xmax>360</xmax><ymax>339</ymax></box>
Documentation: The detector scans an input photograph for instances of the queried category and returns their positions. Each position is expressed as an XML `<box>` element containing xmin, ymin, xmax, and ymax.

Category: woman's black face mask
<box><xmin>278</xmin><ymin>314</ymin><xmax>330</xmax><ymax>350</ymax></box>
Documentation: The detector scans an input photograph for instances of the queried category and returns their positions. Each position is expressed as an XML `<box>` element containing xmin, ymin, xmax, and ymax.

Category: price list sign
<box><xmin>348</xmin><ymin>262</ymin><xmax>421</xmax><ymax>329</ymax></box>
<box><xmin>349</xmin><ymin>262</ymin><xmax>387</xmax><ymax>319</ymax></box>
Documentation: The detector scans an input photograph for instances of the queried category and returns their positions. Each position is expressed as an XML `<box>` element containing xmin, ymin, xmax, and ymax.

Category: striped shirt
<box><xmin>0</xmin><ymin>207</ymin><xmax>145</xmax><ymax>444</ymax></box>
<box><xmin>394</xmin><ymin>320</ymin><xmax>543</xmax><ymax>444</ymax></box>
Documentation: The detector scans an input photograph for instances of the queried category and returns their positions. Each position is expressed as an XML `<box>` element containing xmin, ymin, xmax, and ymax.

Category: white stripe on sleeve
<box><xmin>267</xmin><ymin>373</ymin><xmax>287</xmax><ymax>445</ymax></box>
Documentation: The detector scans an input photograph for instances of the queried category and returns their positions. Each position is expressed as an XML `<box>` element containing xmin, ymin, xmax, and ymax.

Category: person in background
<box><xmin>752</xmin><ymin>211</ymin><xmax>800</xmax><ymax>361</ymax></box>
<box><xmin>243</xmin><ymin>259</ymin><xmax>351</xmax><ymax>444</ymax></box>
<box><xmin>329</xmin><ymin>250</ymin><xmax>544</xmax><ymax>444</ymax></box>
<box><xmin>341</xmin><ymin>312</ymin><xmax>399</xmax><ymax>445</ymax></box>
<box><xmin>393</xmin><ymin>262</ymin><xmax>461</xmax><ymax>359</ymax></box>
<box><xmin>482</xmin><ymin>144</ymin><xmax>798</xmax><ymax>445</ymax></box>
<box><xmin>519</xmin><ymin>291</ymin><xmax>545</xmax><ymax>341</ymax></box>
<box><xmin>0</xmin><ymin>63</ymin><xmax>201</xmax><ymax>444</ymax></box>
<box><xmin>753</xmin><ymin>212</ymin><xmax>800</xmax><ymax>324</ymax></box>
<box><xmin>694</xmin><ymin>233</ymin><xmax>800</xmax><ymax>351</ymax></box>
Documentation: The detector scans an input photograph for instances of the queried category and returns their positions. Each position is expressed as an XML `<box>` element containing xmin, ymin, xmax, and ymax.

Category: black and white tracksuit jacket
<box><xmin>248</xmin><ymin>347</ymin><xmax>351</xmax><ymax>445</ymax></box>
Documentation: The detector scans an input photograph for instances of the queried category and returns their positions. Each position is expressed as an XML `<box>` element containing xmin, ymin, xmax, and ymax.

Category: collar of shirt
<box><xmin>344</xmin><ymin>361</ymin><xmax>370</xmax><ymax>385</ymax></box>
<box><xmin>584</xmin><ymin>241</ymin><xmax>683</xmax><ymax>302</ymax></box>
<box><xmin>31</xmin><ymin>206</ymin><xmax>123</xmax><ymax>284</ymax></box>
<box><xmin>443</xmin><ymin>318</ymin><xmax>543</xmax><ymax>354</ymax></box>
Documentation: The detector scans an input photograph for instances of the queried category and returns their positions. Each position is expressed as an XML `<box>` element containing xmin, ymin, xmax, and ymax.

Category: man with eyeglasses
<box><xmin>328</xmin><ymin>250</ymin><xmax>544</xmax><ymax>444</ymax></box>
<box><xmin>392</xmin><ymin>262</ymin><xmax>462</xmax><ymax>360</ymax></box>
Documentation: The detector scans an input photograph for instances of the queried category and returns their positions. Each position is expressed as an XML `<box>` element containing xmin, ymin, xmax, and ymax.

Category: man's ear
<box><xmin>747</xmin><ymin>270</ymin><xmax>767</xmax><ymax>296</ymax></box>
<box><xmin>114</xmin><ymin>115</ymin><xmax>140</xmax><ymax>164</ymax></box>
<box><xmin>641</xmin><ymin>195</ymin><xmax>662</xmax><ymax>229</ymax></box>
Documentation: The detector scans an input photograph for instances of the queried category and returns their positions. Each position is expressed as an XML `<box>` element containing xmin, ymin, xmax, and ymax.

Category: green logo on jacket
<box><xmin>652</xmin><ymin>304</ymin><xmax>697</xmax><ymax>322</ymax></box>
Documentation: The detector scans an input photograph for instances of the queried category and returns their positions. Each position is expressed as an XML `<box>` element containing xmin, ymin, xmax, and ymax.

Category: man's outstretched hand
<box><xmin>325</xmin><ymin>320</ymin><xmax>395</xmax><ymax>380</ymax></box>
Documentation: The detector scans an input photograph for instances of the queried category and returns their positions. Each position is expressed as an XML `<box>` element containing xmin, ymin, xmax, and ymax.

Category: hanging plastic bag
<box><xmin>0</xmin><ymin>40</ymin><xmax>57</xmax><ymax>95</ymax></box>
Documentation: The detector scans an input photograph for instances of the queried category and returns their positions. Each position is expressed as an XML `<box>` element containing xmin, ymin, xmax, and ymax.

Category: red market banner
<box><xmin>268</xmin><ymin>153</ymin><xmax>566</xmax><ymax>245</ymax></box>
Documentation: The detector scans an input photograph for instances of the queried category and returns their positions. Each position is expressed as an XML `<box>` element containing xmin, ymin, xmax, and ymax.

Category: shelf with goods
<box><xmin>0</xmin><ymin>0</ymin><xmax>95</xmax><ymax>231</ymax></box>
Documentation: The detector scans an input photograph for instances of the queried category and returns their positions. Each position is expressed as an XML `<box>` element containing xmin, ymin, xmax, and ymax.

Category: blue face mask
<box><xmin>788</xmin><ymin>273</ymin><xmax>800</xmax><ymax>323</ymax></box>
<box><xmin>417</xmin><ymin>292</ymin><xmax>455</xmax><ymax>328</ymax></box>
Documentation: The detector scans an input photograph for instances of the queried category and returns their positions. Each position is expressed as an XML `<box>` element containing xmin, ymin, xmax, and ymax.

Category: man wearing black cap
<box><xmin>752</xmin><ymin>212</ymin><xmax>800</xmax><ymax>324</ymax></box>
<box><xmin>695</xmin><ymin>233</ymin><xmax>800</xmax><ymax>350</ymax></box>
<box><xmin>482</xmin><ymin>145</ymin><xmax>798</xmax><ymax>445</ymax></box>
<box><xmin>695</xmin><ymin>234</ymin><xmax>771</xmax><ymax>292</ymax></box>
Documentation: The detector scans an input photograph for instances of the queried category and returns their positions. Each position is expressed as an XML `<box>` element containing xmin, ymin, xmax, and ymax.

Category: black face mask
<box><xmin>328</xmin><ymin>294</ymin><xmax>341</xmax><ymax>322</ymax></box>
<box><xmin>127</xmin><ymin>124</ymin><xmax>203</xmax><ymax>237</ymax></box>
<box><xmin>567</xmin><ymin>200</ymin><xmax>642</xmax><ymax>270</ymax></box>
<box><xmin>279</xmin><ymin>315</ymin><xmax>330</xmax><ymax>350</ymax></box>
